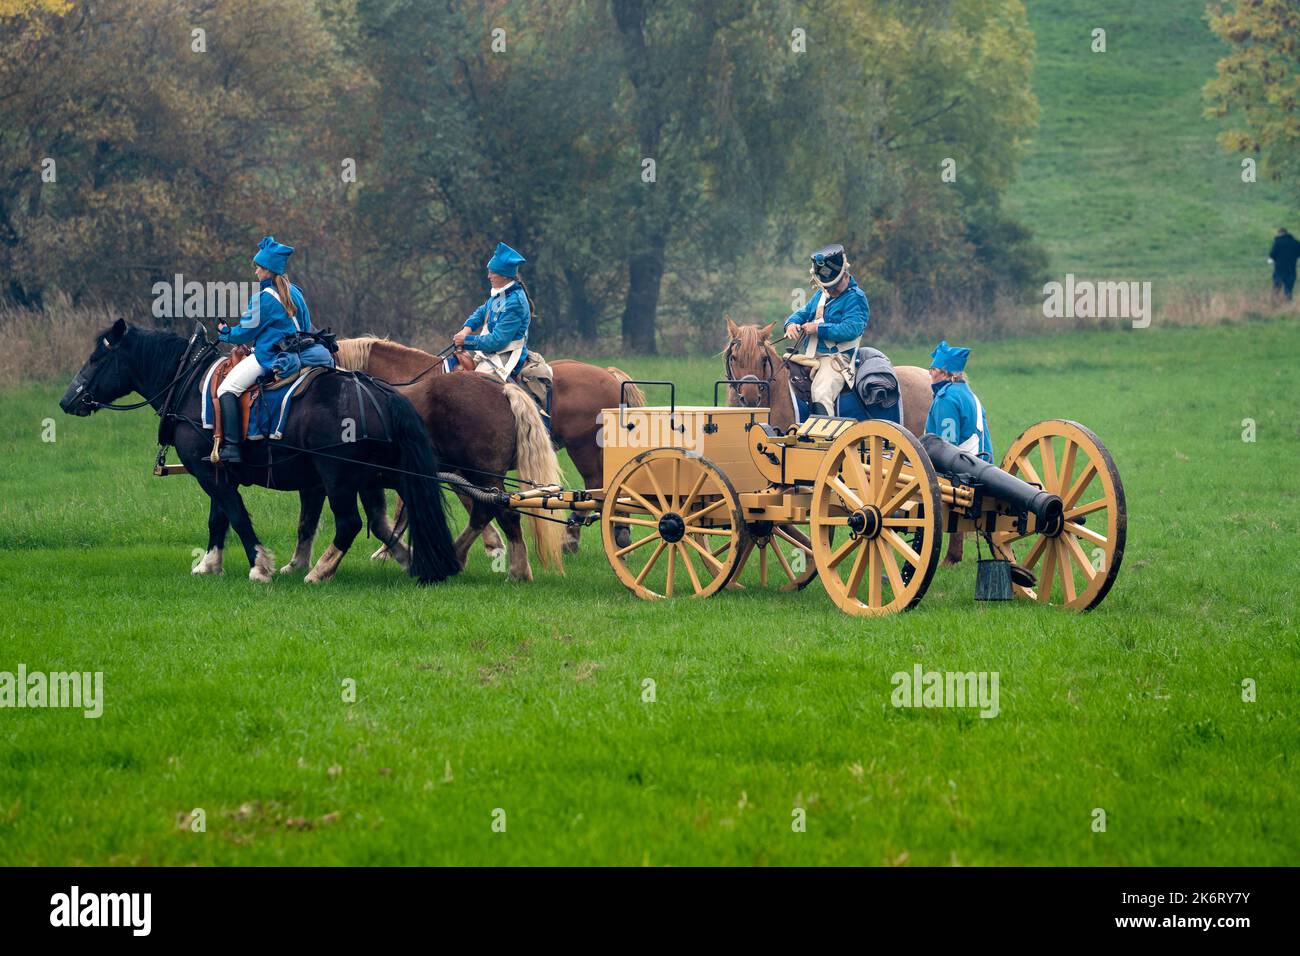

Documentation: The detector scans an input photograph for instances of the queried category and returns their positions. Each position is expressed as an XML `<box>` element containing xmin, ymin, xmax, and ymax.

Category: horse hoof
<box><xmin>561</xmin><ymin>540</ymin><xmax>580</xmax><ymax>555</ymax></box>
<box><xmin>941</xmin><ymin>557</ymin><xmax>961</xmax><ymax>567</ymax></box>
<box><xmin>191</xmin><ymin>565</ymin><xmax>222</xmax><ymax>576</ymax></box>
<box><xmin>249</xmin><ymin>566</ymin><xmax>274</xmax><ymax>583</ymax></box>
<box><xmin>370</xmin><ymin>546</ymin><xmax>390</xmax><ymax>561</ymax></box>
<box><xmin>278</xmin><ymin>563</ymin><xmax>301</xmax><ymax>575</ymax></box>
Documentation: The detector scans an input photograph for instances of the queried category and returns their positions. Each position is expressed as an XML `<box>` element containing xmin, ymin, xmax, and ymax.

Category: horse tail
<box><xmin>388</xmin><ymin>391</ymin><xmax>460</xmax><ymax>584</ymax></box>
<box><xmin>503</xmin><ymin>383</ymin><xmax>565</xmax><ymax>573</ymax></box>
<box><xmin>605</xmin><ymin>366</ymin><xmax>645</xmax><ymax>407</ymax></box>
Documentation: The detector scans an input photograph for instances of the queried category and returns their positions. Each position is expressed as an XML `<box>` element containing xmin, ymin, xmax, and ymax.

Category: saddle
<box><xmin>454</xmin><ymin>349</ymin><xmax>553</xmax><ymax>417</ymax></box>
<box><xmin>208</xmin><ymin>346</ymin><xmax>329</xmax><ymax>446</ymax></box>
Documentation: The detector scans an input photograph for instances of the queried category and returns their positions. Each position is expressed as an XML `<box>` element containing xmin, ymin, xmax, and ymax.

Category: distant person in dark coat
<box><xmin>1269</xmin><ymin>228</ymin><xmax>1300</xmax><ymax>301</ymax></box>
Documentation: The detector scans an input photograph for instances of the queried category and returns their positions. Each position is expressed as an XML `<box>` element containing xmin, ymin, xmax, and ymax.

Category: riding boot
<box><xmin>217</xmin><ymin>392</ymin><xmax>243</xmax><ymax>464</ymax></box>
<box><xmin>809</xmin><ymin>402</ymin><xmax>830</xmax><ymax>417</ymax></box>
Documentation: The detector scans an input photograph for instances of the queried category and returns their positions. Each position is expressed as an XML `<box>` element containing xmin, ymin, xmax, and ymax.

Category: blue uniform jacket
<box><xmin>784</xmin><ymin>278</ymin><xmax>869</xmax><ymax>354</ymax></box>
<box><xmin>463</xmin><ymin>284</ymin><xmax>530</xmax><ymax>373</ymax></box>
<box><xmin>221</xmin><ymin>279</ymin><xmax>313</xmax><ymax>369</ymax></box>
<box><xmin>925</xmin><ymin>380</ymin><xmax>993</xmax><ymax>461</ymax></box>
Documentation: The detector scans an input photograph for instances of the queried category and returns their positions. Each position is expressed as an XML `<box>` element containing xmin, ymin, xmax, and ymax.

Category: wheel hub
<box><xmin>658</xmin><ymin>512</ymin><xmax>686</xmax><ymax>543</ymax></box>
<box><xmin>848</xmin><ymin>504</ymin><xmax>883</xmax><ymax>540</ymax></box>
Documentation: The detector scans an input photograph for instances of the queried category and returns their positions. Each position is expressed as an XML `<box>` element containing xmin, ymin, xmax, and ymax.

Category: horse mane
<box><xmin>335</xmin><ymin>335</ymin><xmax>436</xmax><ymax>371</ymax></box>
<box><xmin>122</xmin><ymin>324</ymin><xmax>188</xmax><ymax>368</ymax></box>
<box><xmin>730</xmin><ymin>322</ymin><xmax>781</xmax><ymax>369</ymax></box>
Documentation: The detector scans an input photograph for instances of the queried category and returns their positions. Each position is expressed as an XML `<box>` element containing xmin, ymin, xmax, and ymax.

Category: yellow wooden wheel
<box><xmin>728</xmin><ymin>522</ymin><xmax>818</xmax><ymax>592</ymax></box>
<box><xmin>600</xmin><ymin>449</ymin><xmax>745</xmax><ymax>600</ymax></box>
<box><xmin>809</xmin><ymin>421</ymin><xmax>942</xmax><ymax>615</ymax></box>
<box><xmin>992</xmin><ymin>419</ymin><xmax>1126</xmax><ymax>611</ymax></box>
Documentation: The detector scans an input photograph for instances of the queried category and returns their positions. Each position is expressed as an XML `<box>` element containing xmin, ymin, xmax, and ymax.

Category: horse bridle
<box><xmin>725</xmin><ymin>337</ymin><xmax>796</xmax><ymax>405</ymax></box>
<box><xmin>71</xmin><ymin>327</ymin><xmax>214</xmax><ymax>414</ymax></box>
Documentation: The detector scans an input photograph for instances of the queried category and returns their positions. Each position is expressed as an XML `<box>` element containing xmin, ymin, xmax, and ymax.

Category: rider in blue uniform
<box><xmin>215</xmin><ymin>236</ymin><xmax>332</xmax><ymax>463</ymax></box>
<box><xmin>453</xmin><ymin>242</ymin><xmax>531</xmax><ymax>380</ymax></box>
<box><xmin>924</xmin><ymin>340</ymin><xmax>992</xmax><ymax>461</ymax></box>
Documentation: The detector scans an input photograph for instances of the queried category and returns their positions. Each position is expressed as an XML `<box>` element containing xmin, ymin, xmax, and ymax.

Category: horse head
<box><xmin>723</xmin><ymin>316</ymin><xmax>778</xmax><ymax>408</ymax></box>
<box><xmin>60</xmin><ymin>318</ymin><xmax>133</xmax><ymax>416</ymax></box>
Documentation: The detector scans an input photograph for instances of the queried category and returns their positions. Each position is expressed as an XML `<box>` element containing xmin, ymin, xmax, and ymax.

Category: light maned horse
<box><xmin>723</xmin><ymin>318</ymin><xmax>968</xmax><ymax>564</ymax></box>
<box><xmin>336</xmin><ymin>337</ymin><xmax>645</xmax><ymax>555</ymax></box>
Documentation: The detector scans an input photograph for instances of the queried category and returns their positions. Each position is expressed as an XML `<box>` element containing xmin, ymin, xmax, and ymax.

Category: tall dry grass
<box><xmin>0</xmin><ymin>296</ymin><xmax>125</xmax><ymax>391</ymax></box>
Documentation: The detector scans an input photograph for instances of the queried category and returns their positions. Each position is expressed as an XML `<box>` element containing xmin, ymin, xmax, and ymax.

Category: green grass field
<box><xmin>1009</xmin><ymin>0</ymin><xmax>1296</xmax><ymax>286</ymax></box>
<box><xmin>0</xmin><ymin>319</ymin><xmax>1295</xmax><ymax>865</ymax></box>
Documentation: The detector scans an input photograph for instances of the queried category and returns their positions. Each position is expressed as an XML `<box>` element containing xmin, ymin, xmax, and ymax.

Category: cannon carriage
<box><xmin>504</xmin><ymin>383</ymin><xmax>1126</xmax><ymax>616</ymax></box>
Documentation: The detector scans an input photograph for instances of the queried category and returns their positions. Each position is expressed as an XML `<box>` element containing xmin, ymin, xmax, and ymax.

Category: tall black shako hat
<box><xmin>810</xmin><ymin>243</ymin><xmax>848</xmax><ymax>289</ymax></box>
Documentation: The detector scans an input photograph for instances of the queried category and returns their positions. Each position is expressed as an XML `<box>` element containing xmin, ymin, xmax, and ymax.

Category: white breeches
<box><xmin>810</xmin><ymin>353</ymin><xmax>851</xmax><ymax>411</ymax></box>
<box><xmin>216</xmin><ymin>354</ymin><xmax>267</xmax><ymax>397</ymax></box>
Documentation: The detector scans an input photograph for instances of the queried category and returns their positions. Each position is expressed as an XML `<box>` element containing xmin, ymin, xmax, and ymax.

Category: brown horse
<box><xmin>281</xmin><ymin>368</ymin><xmax>565</xmax><ymax>581</ymax></box>
<box><xmin>336</xmin><ymin>337</ymin><xmax>644</xmax><ymax>554</ymax></box>
<box><xmin>722</xmin><ymin>318</ymin><xmax>968</xmax><ymax>564</ymax></box>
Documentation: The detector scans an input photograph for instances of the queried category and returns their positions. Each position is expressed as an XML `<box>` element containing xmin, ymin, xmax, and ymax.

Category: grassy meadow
<box><xmin>0</xmin><ymin>318</ymin><xmax>1295</xmax><ymax>865</ymax></box>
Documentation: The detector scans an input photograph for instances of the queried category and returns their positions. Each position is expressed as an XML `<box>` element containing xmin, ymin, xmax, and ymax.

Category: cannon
<box><xmin>919</xmin><ymin>433</ymin><xmax>1064</xmax><ymax>535</ymax></box>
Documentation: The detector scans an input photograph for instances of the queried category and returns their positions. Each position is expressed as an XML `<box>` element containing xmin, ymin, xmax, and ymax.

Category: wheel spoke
<box><xmin>1019</xmin><ymin>534</ymin><xmax>1049</xmax><ymax>571</ymax></box>
<box><xmin>634</xmin><ymin>539</ymin><xmax>668</xmax><ymax>586</ymax></box>
<box><xmin>1065</xmin><ymin>497</ymin><xmax>1107</xmax><ymax>520</ymax></box>
<box><xmin>683</xmin><ymin>533</ymin><xmax>727</xmax><ymax>573</ymax></box>
<box><xmin>1012</xmin><ymin>455</ymin><xmax>1043</xmax><ymax>489</ymax></box>
<box><xmin>619</xmin><ymin>487</ymin><xmax>663</xmax><ymax>518</ymax></box>
<box><xmin>772</xmin><ymin>538</ymin><xmax>796</xmax><ymax>582</ymax></box>
<box><xmin>1069</xmin><ymin>522</ymin><xmax>1108</xmax><ymax>548</ymax></box>
<box><xmin>830</xmin><ymin>475</ymin><xmax>864</xmax><ymax>510</ymax></box>
<box><xmin>1061</xmin><ymin>531</ymin><xmax>1098</xmax><ymax>581</ymax></box>
<box><xmin>844</xmin><ymin>537</ymin><xmax>870</xmax><ymax>595</ymax></box>
<box><xmin>880</xmin><ymin>528</ymin><xmax>922</xmax><ymax>568</ymax></box>
<box><xmin>664</xmin><ymin>542</ymin><xmax>676</xmax><ymax>597</ymax></box>
<box><xmin>1056</xmin><ymin>540</ymin><xmax>1077</xmax><ymax>603</ymax></box>
<box><xmin>867</xmin><ymin>538</ymin><xmax>882</xmax><ymax>607</ymax></box>
<box><xmin>880</xmin><ymin>476</ymin><xmax>921</xmax><ymax>516</ymax></box>
<box><xmin>1038</xmin><ymin>436</ymin><xmax>1058</xmax><ymax>494</ymax></box>
<box><xmin>610</xmin><ymin>515</ymin><xmax>659</xmax><ymax>529</ymax></box>
<box><xmin>1037</xmin><ymin>540</ymin><xmax>1057</xmax><ymax>603</ymax></box>
<box><xmin>678</xmin><ymin>467</ymin><xmax>709</xmax><ymax>514</ymax></box>
<box><xmin>1058</xmin><ymin>440</ymin><xmax>1078</xmax><ymax>498</ymax></box>
<box><xmin>676</xmin><ymin>542</ymin><xmax>703</xmax><ymax>594</ymax></box>
<box><xmin>685</xmin><ymin>497</ymin><xmax>727</xmax><ymax>524</ymax></box>
<box><xmin>877</xmin><ymin>449</ymin><xmax>905</xmax><ymax>507</ymax></box>
<box><xmin>879</xmin><ymin>538</ymin><xmax>905</xmax><ymax>596</ymax></box>
<box><xmin>844</xmin><ymin>443</ymin><xmax>872</xmax><ymax>502</ymax></box>
<box><xmin>644</xmin><ymin>462</ymin><xmax>670</xmax><ymax>514</ymax></box>
<box><xmin>615</xmin><ymin>531</ymin><xmax>661</xmax><ymax>558</ymax></box>
<box><xmin>1063</xmin><ymin>462</ymin><xmax>1099</xmax><ymax>509</ymax></box>
<box><xmin>827</xmin><ymin>534</ymin><xmax>859</xmax><ymax>569</ymax></box>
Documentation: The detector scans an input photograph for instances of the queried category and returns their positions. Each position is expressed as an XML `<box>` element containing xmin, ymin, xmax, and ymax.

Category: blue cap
<box><xmin>487</xmin><ymin>242</ymin><xmax>526</xmax><ymax>278</ymax></box>
<box><xmin>253</xmin><ymin>236</ymin><xmax>294</xmax><ymax>275</ymax></box>
<box><xmin>930</xmin><ymin>340</ymin><xmax>971</xmax><ymax>373</ymax></box>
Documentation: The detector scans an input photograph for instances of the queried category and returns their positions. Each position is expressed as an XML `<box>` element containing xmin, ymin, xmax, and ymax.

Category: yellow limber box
<box><xmin>599</xmin><ymin>406</ymin><xmax>770</xmax><ymax>494</ymax></box>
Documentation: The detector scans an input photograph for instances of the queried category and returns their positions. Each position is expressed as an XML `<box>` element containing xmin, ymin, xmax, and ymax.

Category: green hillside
<box><xmin>1009</xmin><ymin>0</ymin><xmax>1296</xmax><ymax>286</ymax></box>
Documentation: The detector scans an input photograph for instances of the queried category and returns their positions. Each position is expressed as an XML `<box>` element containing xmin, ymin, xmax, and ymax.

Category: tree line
<box><xmin>1</xmin><ymin>0</ymin><xmax>1046</xmax><ymax>351</ymax></box>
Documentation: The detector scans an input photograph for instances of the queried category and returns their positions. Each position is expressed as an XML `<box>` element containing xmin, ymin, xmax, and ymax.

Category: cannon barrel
<box><xmin>919</xmin><ymin>434</ymin><xmax>1064</xmax><ymax>532</ymax></box>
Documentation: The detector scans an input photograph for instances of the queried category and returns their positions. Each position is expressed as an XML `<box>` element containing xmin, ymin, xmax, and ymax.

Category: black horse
<box><xmin>60</xmin><ymin>319</ymin><xmax>460</xmax><ymax>585</ymax></box>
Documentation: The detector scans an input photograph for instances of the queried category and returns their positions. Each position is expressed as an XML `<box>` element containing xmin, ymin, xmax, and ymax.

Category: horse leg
<box><xmin>564</xmin><ymin>440</ymin><xmax>603</xmax><ymax>554</ymax></box>
<box><xmin>306</xmin><ymin>484</ymin><xmax>364</xmax><ymax>584</ymax></box>
<box><xmin>281</xmin><ymin>486</ymin><xmax>326</xmax><ymax>574</ymax></box>
<box><xmin>453</xmin><ymin>500</ymin><xmax>492</xmax><ymax>569</ymax></box>
<box><xmin>201</xmin><ymin>476</ymin><xmax>274</xmax><ymax>582</ymax></box>
<box><xmin>361</xmin><ymin>486</ymin><xmax>411</xmax><ymax>570</ymax></box>
<box><xmin>495</xmin><ymin>506</ymin><xmax>532</xmax><ymax>582</ymax></box>
<box><xmin>193</xmin><ymin>498</ymin><xmax>227</xmax><ymax>575</ymax></box>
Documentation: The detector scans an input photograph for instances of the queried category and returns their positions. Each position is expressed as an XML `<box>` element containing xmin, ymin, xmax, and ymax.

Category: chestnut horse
<box><xmin>336</xmin><ymin>337</ymin><xmax>644</xmax><ymax>554</ymax></box>
<box><xmin>723</xmin><ymin>318</ymin><xmax>967</xmax><ymax>564</ymax></box>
